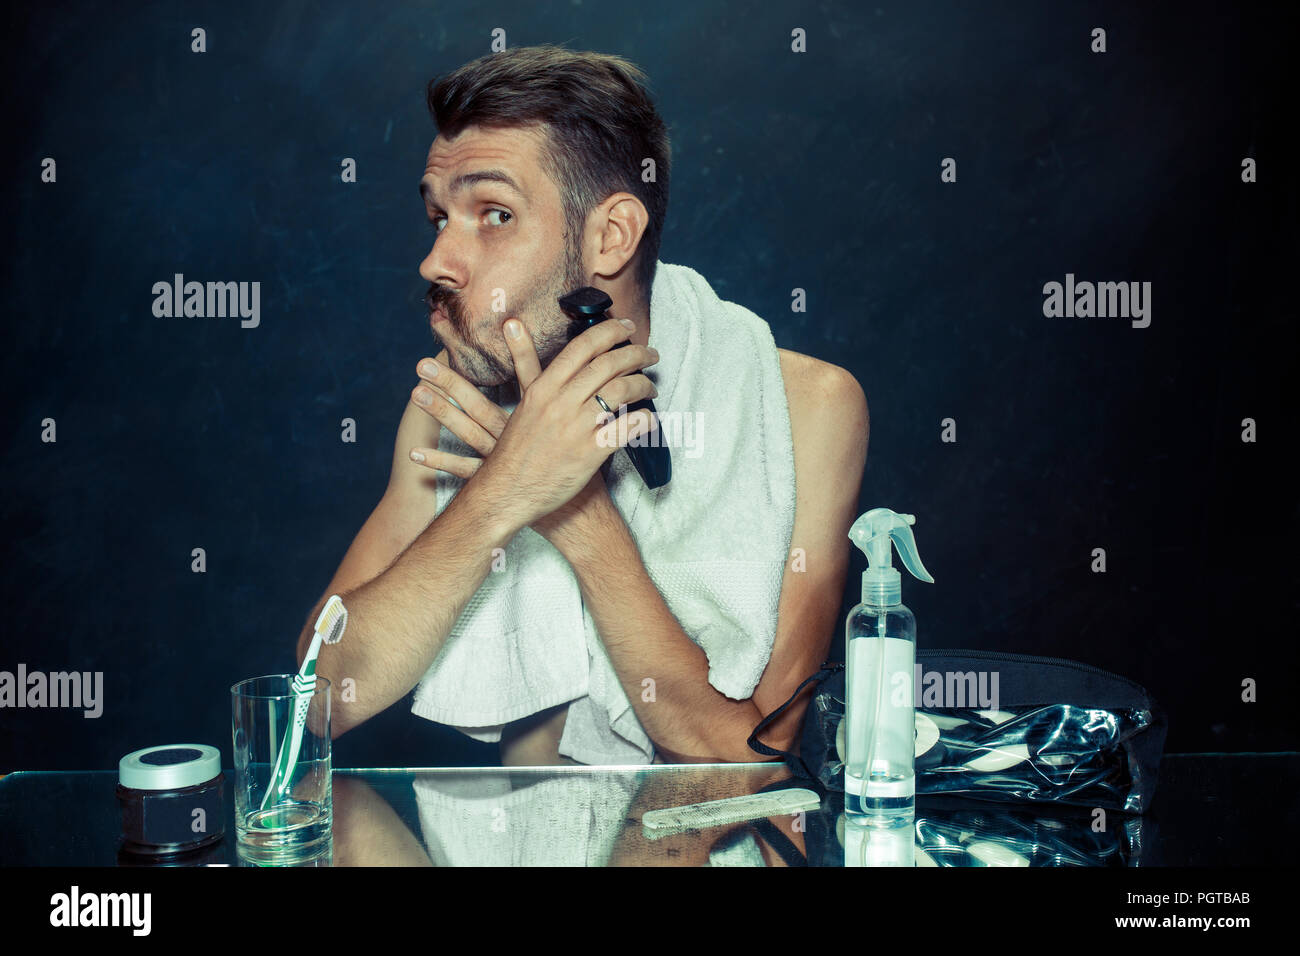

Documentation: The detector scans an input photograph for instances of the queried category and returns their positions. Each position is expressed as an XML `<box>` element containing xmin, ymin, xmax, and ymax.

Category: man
<box><xmin>297</xmin><ymin>45</ymin><xmax>868</xmax><ymax>765</ymax></box>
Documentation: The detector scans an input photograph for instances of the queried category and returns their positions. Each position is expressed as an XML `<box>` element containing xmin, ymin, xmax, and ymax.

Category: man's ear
<box><xmin>587</xmin><ymin>192</ymin><xmax>649</xmax><ymax>279</ymax></box>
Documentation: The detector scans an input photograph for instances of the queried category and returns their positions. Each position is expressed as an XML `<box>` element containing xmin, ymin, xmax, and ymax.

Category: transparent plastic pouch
<box><xmin>750</xmin><ymin>649</ymin><xmax>1168</xmax><ymax>814</ymax></box>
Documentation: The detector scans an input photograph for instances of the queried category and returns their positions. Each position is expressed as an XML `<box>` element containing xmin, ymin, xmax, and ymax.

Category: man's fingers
<box><xmin>595</xmin><ymin>410</ymin><xmax>657</xmax><ymax>450</ymax></box>
<box><xmin>414</xmin><ymin>355</ymin><xmax>511</xmax><ymax>439</ymax></box>
<box><xmin>578</xmin><ymin>368</ymin><xmax>658</xmax><ymax>413</ymax></box>
<box><xmin>503</xmin><ymin>318</ymin><xmax>543</xmax><ymax>391</ymax></box>
<box><xmin>407</xmin><ymin>447</ymin><xmax>482</xmax><ymax>480</ymax></box>
<box><xmin>542</xmin><ymin>316</ymin><xmax>636</xmax><ymax>390</ymax></box>
<box><xmin>410</xmin><ymin>381</ymin><xmax>498</xmax><ymax>456</ymax></box>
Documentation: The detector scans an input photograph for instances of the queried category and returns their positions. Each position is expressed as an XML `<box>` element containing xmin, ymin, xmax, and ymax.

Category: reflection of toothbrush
<box><xmin>262</xmin><ymin>596</ymin><xmax>347</xmax><ymax>810</ymax></box>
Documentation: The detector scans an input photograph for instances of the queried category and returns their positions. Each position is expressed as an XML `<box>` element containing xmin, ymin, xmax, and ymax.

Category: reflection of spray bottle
<box><xmin>842</xmin><ymin>814</ymin><xmax>917</xmax><ymax>866</ymax></box>
<box><xmin>844</xmin><ymin>509</ymin><xmax>934</xmax><ymax>824</ymax></box>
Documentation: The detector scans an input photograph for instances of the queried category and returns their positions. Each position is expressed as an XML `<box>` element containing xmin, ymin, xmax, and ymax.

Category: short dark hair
<box><xmin>427</xmin><ymin>45</ymin><xmax>671</xmax><ymax>305</ymax></box>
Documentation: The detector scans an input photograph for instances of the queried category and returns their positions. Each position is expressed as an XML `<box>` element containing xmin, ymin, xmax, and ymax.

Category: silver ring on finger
<box><xmin>594</xmin><ymin>393</ymin><xmax>613</xmax><ymax>415</ymax></box>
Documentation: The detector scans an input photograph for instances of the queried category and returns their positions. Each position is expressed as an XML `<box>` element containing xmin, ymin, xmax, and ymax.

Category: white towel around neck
<box><xmin>410</xmin><ymin>261</ymin><xmax>796</xmax><ymax>764</ymax></box>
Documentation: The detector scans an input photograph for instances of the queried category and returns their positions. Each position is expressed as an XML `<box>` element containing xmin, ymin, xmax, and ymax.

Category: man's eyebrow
<box><xmin>419</xmin><ymin>169</ymin><xmax>525</xmax><ymax>208</ymax></box>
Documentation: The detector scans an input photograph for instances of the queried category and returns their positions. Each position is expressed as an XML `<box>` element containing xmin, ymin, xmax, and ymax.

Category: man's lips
<box><xmin>429</xmin><ymin>304</ymin><xmax>449</xmax><ymax>326</ymax></box>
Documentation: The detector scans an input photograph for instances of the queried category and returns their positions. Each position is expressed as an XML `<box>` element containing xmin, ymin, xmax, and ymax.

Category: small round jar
<box><xmin>117</xmin><ymin>744</ymin><xmax>225</xmax><ymax>856</ymax></box>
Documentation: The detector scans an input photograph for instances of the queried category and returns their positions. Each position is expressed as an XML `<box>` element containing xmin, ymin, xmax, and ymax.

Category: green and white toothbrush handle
<box><xmin>262</xmin><ymin>596</ymin><xmax>346</xmax><ymax>811</ymax></box>
<box><xmin>263</xmin><ymin>667</ymin><xmax>317</xmax><ymax>809</ymax></box>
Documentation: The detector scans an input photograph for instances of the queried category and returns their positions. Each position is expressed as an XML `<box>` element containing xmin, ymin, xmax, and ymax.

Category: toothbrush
<box><xmin>262</xmin><ymin>595</ymin><xmax>347</xmax><ymax>810</ymax></box>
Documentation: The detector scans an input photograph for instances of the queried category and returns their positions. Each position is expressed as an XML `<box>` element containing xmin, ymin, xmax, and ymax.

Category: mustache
<box><xmin>424</xmin><ymin>285</ymin><xmax>457</xmax><ymax>314</ymax></box>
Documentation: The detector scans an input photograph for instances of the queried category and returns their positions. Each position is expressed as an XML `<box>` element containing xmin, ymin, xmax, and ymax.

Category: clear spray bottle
<box><xmin>844</xmin><ymin>508</ymin><xmax>934</xmax><ymax>824</ymax></box>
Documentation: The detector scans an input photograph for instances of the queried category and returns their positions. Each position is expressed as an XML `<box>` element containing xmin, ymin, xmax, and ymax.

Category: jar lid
<box><xmin>119</xmin><ymin>744</ymin><xmax>222</xmax><ymax>791</ymax></box>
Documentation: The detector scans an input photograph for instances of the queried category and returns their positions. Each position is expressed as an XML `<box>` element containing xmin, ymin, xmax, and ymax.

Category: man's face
<box><xmin>419</xmin><ymin>124</ymin><xmax>586</xmax><ymax>387</ymax></box>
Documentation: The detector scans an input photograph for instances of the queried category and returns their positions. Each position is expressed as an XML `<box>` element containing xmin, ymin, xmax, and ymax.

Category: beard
<box><xmin>427</xmin><ymin>237</ymin><xmax>587</xmax><ymax>388</ymax></box>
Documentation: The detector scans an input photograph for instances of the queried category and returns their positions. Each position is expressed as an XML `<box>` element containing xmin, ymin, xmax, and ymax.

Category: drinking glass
<box><xmin>231</xmin><ymin>674</ymin><xmax>332</xmax><ymax>862</ymax></box>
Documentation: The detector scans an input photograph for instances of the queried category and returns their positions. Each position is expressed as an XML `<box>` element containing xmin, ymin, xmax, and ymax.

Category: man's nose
<box><xmin>419</xmin><ymin>221</ymin><xmax>467</xmax><ymax>287</ymax></box>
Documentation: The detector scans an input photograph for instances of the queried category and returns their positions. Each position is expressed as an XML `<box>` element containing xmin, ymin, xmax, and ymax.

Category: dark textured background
<box><xmin>2</xmin><ymin>0</ymin><xmax>1294</xmax><ymax>771</ymax></box>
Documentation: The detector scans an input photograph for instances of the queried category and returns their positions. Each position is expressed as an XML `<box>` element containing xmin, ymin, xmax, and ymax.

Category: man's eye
<box><xmin>429</xmin><ymin>210</ymin><xmax>510</xmax><ymax>233</ymax></box>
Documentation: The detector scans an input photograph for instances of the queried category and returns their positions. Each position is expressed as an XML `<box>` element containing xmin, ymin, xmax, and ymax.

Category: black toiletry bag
<box><xmin>748</xmin><ymin>649</ymin><xmax>1168</xmax><ymax>815</ymax></box>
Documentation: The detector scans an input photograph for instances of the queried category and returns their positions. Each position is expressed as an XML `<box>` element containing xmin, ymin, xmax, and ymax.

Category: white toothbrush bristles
<box><xmin>314</xmin><ymin>594</ymin><xmax>348</xmax><ymax>645</ymax></box>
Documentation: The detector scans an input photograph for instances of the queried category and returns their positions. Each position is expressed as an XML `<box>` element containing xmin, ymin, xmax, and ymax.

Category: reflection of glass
<box><xmin>231</xmin><ymin>675</ymin><xmax>332</xmax><ymax>864</ymax></box>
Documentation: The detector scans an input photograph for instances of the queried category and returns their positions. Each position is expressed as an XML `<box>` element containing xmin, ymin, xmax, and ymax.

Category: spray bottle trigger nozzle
<box><xmin>890</xmin><ymin>518</ymin><xmax>934</xmax><ymax>584</ymax></box>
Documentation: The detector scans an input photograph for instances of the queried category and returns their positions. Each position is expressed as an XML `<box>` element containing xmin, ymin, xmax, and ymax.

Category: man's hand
<box><xmin>406</xmin><ymin>315</ymin><xmax>660</xmax><ymax>537</ymax></box>
<box><xmin>407</xmin><ymin>346</ymin><xmax>510</xmax><ymax>478</ymax></box>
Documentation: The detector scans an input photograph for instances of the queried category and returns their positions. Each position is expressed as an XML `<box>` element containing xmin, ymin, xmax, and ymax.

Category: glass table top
<box><xmin>1</xmin><ymin>754</ymin><xmax>1294</xmax><ymax>866</ymax></box>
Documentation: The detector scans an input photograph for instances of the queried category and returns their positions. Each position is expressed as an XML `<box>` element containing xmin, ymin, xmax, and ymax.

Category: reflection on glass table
<box><xmin>0</xmin><ymin>754</ymin><xmax>1291</xmax><ymax>866</ymax></box>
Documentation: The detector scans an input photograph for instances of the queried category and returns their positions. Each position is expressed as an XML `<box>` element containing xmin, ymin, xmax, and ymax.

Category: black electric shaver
<box><xmin>558</xmin><ymin>287</ymin><xmax>671</xmax><ymax>489</ymax></box>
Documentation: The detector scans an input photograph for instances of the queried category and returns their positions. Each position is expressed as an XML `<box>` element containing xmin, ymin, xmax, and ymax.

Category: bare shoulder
<box><xmin>777</xmin><ymin>348</ymin><xmax>869</xmax><ymax>456</ymax></box>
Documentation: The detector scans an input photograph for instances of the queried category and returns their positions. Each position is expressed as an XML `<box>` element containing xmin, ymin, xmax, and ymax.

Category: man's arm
<box><xmin>551</xmin><ymin>357</ymin><xmax>869</xmax><ymax>762</ymax></box>
<box><xmin>294</xmin><ymin>391</ymin><xmax>511</xmax><ymax>739</ymax></box>
<box><xmin>748</xmin><ymin>356</ymin><xmax>868</xmax><ymax>752</ymax></box>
